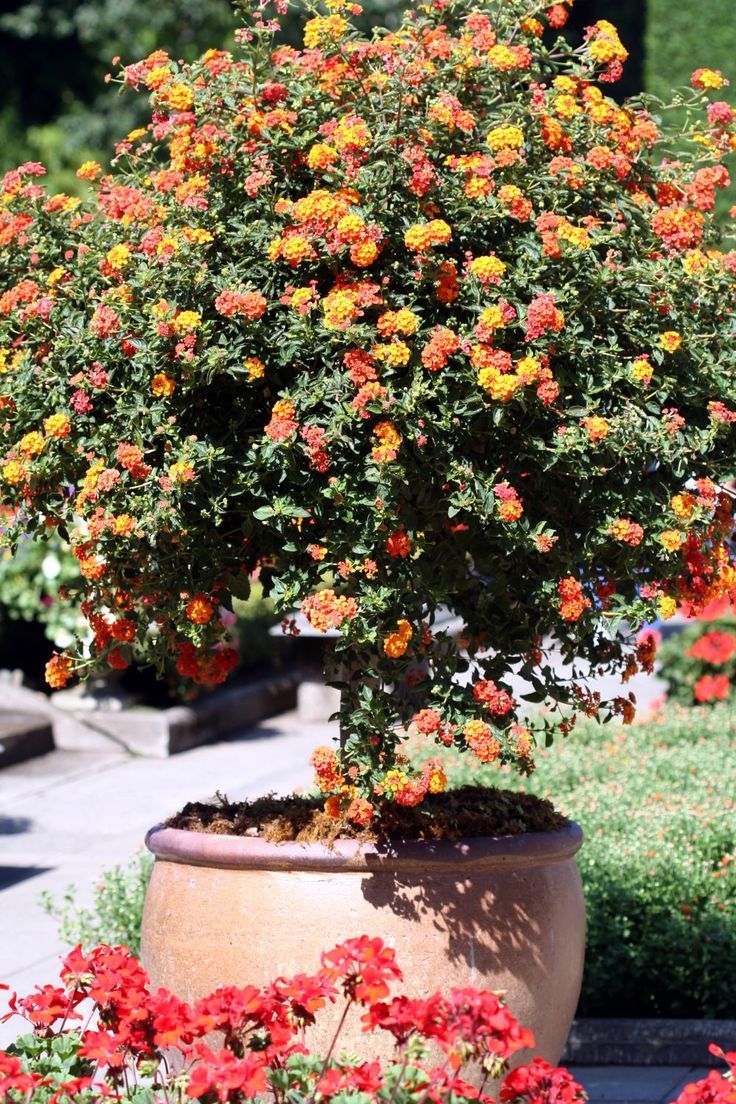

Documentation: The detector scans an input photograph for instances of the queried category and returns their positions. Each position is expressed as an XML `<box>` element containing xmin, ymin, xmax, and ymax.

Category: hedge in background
<box><xmin>645</xmin><ymin>0</ymin><xmax>736</xmax><ymax>102</ymax></box>
<box><xmin>420</xmin><ymin>706</ymin><xmax>736</xmax><ymax>1017</ymax></box>
<box><xmin>0</xmin><ymin>0</ymin><xmax>236</xmax><ymax>193</ymax></box>
<box><xmin>0</xmin><ymin>0</ymin><xmax>408</xmax><ymax>192</ymax></box>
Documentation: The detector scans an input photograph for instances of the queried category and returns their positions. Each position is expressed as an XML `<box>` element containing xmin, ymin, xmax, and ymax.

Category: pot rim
<box><xmin>145</xmin><ymin>820</ymin><xmax>583</xmax><ymax>873</ymax></box>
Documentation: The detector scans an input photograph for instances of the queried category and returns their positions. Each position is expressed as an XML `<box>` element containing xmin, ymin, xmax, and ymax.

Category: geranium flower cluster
<box><xmin>657</xmin><ymin>606</ymin><xmax>736</xmax><ymax>707</ymax></box>
<box><xmin>2</xmin><ymin>0</ymin><xmax>736</xmax><ymax>818</ymax></box>
<box><xmin>0</xmin><ymin>936</ymin><xmax>585</xmax><ymax>1104</ymax></box>
<box><xmin>673</xmin><ymin>1048</ymin><xmax>736</xmax><ymax>1104</ymax></box>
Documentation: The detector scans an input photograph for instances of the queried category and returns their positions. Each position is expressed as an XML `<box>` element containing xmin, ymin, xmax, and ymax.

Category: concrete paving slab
<box><xmin>0</xmin><ymin>748</ymin><xmax>124</xmax><ymax>804</ymax></box>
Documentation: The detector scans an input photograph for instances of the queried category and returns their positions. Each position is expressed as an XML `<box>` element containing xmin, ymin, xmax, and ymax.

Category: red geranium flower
<box><xmin>320</xmin><ymin>936</ymin><xmax>402</xmax><ymax>1004</ymax></box>
<box><xmin>687</xmin><ymin>630</ymin><xmax>736</xmax><ymax>665</ymax></box>
<box><xmin>694</xmin><ymin>673</ymin><xmax>730</xmax><ymax>702</ymax></box>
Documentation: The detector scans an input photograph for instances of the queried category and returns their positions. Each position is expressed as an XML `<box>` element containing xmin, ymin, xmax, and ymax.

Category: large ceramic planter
<box><xmin>142</xmin><ymin>822</ymin><xmax>584</xmax><ymax>1063</ymax></box>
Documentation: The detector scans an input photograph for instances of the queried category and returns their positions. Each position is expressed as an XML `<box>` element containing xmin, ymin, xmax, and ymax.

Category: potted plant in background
<box><xmin>0</xmin><ymin>531</ymin><xmax>85</xmax><ymax>684</ymax></box>
<box><xmin>2</xmin><ymin>0</ymin><xmax>736</xmax><ymax>1063</ymax></box>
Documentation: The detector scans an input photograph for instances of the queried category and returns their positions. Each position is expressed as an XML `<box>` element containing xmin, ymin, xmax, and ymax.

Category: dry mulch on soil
<box><xmin>167</xmin><ymin>785</ymin><xmax>567</xmax><ymax>844</ymax></box>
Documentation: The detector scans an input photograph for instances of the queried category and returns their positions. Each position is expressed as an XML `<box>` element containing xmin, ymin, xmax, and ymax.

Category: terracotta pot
<box><xmin>142</xmin><ymin>822</ymin><xmax>584</xmax><ymax>1064</ymax></box>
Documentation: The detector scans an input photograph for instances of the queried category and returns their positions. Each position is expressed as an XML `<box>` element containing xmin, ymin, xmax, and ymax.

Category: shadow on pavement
<box><xmin>0</xmin><ymin>815</ymin><xmax>32</xmax><ymax>835</ymax></box>
<box><xmin>0</xmin><ymin>865</ymin><xmax>52</xmax><ymax>890</ymax></box>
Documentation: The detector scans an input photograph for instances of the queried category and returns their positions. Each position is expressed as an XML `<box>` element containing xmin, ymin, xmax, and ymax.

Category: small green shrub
<box><xmin>0</xmin><ymin>536</ymin><xmax>86</xmax><ymax>651</ymax></box>
<box><xmin>39</xmin><ymin>851</ymin><xmax>152</xmax><ymax>957</ymax></box>
<box><xmin>416</xmin><ymin>704</ymin><xmax>736</xmax><ymax>1017</ymax></box>
<box><xmin>233</xmin><ymin>578</ymin><xmax>287</xmax><ymax>672</ymax></box>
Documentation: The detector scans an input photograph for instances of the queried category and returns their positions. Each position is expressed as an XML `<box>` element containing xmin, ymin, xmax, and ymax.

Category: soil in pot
<box><xmin>166</xmin><ymin>784</ymin><xmax>567</xmax><ymax>843</ymax></box>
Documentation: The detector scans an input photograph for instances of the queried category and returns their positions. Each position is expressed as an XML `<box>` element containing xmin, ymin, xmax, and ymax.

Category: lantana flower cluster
<box><xmin>1</xmin><ymin>936</ymin><xmax>582</xmax><ymax>1104</ymax></box>
<box><xmin>2</xmin><ymin>0</ymin><xmax>736</xmax><ymax>818</ymax></box>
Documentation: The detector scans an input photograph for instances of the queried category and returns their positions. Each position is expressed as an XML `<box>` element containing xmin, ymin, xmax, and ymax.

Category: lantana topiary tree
<box><xmin>2</xmin><ymin>0</ymin><xmax>736</xmax><ymax>825</ymax></box>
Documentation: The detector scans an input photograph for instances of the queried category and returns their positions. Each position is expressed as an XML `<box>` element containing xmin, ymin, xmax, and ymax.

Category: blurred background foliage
<box><xmin>2</xmin><ymin>0</ymin><xmax>734</xmax><ymax>192</ymax></box>
<box><xmin>645</xmin><ymin>0</ymin><xmax>736</xmax><ymax>106</ymax></box>
<box><xmin>0</xmin><ymin>0</ymin><xmax>237</xmax><ymax>194</ymax></box>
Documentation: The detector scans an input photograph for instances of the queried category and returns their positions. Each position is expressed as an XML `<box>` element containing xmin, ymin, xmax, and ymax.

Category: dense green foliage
<box><xmin>0</xmin><ymin>0</ymin><xmax>650</xmax><ymax>195</ymax></box>
<box><xmin>0</xmin><ymin>0</ymin><xmax>237</xmax><ymax>193</ymax></box>
<box><xmin>418</xmin><ymin>705</ymin><xmax>736</xmax><ymax>1017</ymax></box>
<box><xmin>0</xmin><ymin>0</ymin><xmax>728</xmax><ymax>195</ymax></box>
<box><xmin>5</xmin><ymin>0</ymin><xmax>736</xmax><ymax>816</ymax></box>
<box><xmin>0</xmin><ymin>536</ymin><xmax>85</xmax><ymax>650</ymax></box>
<box><xmin>0</xmin><ymin>0</ymin><xmax>409</xmax><ymax>192</ymax></box>
<box><xmin>645</xmin><ymin>0</ymin><xmax>736</xmax><ymax>103</ymax></box>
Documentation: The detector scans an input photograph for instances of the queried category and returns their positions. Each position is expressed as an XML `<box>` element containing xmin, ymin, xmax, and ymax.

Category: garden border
<box><xmin>562</xmin><ymin>1019</ymin><xmax>736</xmax><ymax>1066</ymax></box>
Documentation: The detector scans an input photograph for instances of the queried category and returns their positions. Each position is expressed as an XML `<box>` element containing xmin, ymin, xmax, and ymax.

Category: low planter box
<box><xmin>0</xmin><ymin>711</ymin><xmax>54</xmax><ymax>768</ymax></box>
<box><xmin>1</xmin><ymin>673</ymin><xmax>298</xmax><ymax>757</ymax></box>
<box><xmin>562</xmin><ymin>1018</ymin><xmax>736</xmax><ymax>1067</ymax></box>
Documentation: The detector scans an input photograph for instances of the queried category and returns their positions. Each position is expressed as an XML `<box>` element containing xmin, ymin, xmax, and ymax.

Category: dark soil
<box><xmin>167</xmin><ymin>785</ymin><xmax>567</xmax><ymax>843</ymax></box>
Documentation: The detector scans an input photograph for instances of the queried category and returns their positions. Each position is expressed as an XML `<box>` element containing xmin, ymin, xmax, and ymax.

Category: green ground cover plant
<box><xmin>39</xmin><ymin>851</ymin><xmax>153</xmax><ymax>957</ymax></box>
